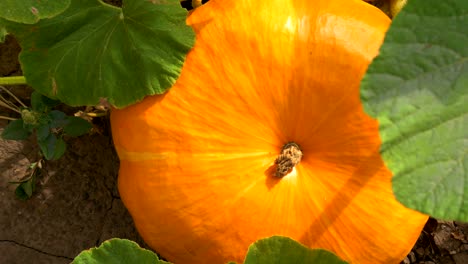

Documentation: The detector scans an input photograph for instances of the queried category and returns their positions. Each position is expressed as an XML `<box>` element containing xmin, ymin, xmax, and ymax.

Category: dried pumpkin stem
<box><xmin>274</xmin><ymin>142</ymin><xmax>303</xmax><ymax>177</ymax></box>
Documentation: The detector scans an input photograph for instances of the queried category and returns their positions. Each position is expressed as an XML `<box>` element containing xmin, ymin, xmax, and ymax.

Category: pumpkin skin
<box><xmin>111</xmin><ymin>0</ymin><xmax>428</xmax><ymax>263</ymax></box>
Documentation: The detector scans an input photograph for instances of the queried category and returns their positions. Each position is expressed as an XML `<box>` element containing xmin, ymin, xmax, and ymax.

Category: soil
<box><xmin>0</xmin><ymin>35</ymin><xmax>146</xmax><ymax>264</ymax></box>
<box><xmin>1</xmin><ymin>31</ymin><xmax>467</xmax><ymax>264</ymax></box>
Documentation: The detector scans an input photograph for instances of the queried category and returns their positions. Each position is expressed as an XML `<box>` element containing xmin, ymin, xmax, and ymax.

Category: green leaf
<box><xmin>14</xmin><ymin>177</ymin><xmax>36</xmax><ymax>200</ymax></box>
<box><xmin>31</xmin><ymin>91</ymin><xmax>60</xmax><ymax>112</ymax></box>
<box><xmin>48</xmin><ymin>110</ymin><xmax>68</xmax><ymax>128</ymax></box>
<box><xmin>1</xmin><ymin>119</ymin><xmax>31</xmax><ymax>140</ymax></box>
<box><xmin>0</xmin><ymin>25</ymin><xmax>7</xmax><ymax>43</ymax></box>
<box><xmin>72</xmin><ymin>238</ymin><xmax>169</xmax><ymax>264</ymax></box>
<box><xmin>64</xmin><ymin>117</ymin><xmax>92</xmax><ymax>137</ymax></box>
<box><xmin>12</xmin><ymin>168</ymin><xmax>40</xmax><ymax>200</ymax></box>
<box><xmin>30</xmin><ymin>91</ymin><xmax>43</xmax><ymax>112</ymax></box>
<box><xmin>36</xmin><ymin>123</ymin><xmax>51</xmax><ymax>141</ymax></box>
<box><xmin>29</xmin><ymin>162</ymin><xmax>38</xmax><ymax>169</ymax></box>
<box><xmin>38</xmin><ymin>134</ymin><xmax>66</xmax><ymax>160</ymax></box>
<box><xmin>21</xmin><ymin>179</ymin><xmax>33</xmax><ymax>197</ymax></box>
<box><xmin>243</xmin><ymin>236</ymin><xmax>347</xmax><ymax>264</ymax></box>
<box><xmin>14</xmin><ymin>185</ymin><xmax>29</xmax><ymax>200</ymax></box>
<box><xmin>4</xmin><ymin>0</ymin><xmax>194</xmax><ymax>108</ymax></box>
<box><xmin>0</xmin><ymin>0</ymin><xmax>71</xmax><ymax>24</ymax></box>
<box><xmin>52</xmin><ymin>137</ymin><xmax>66</xmax><ymax>160</ymax></box>
<box><xmin>360</xmin><ymin>0</ymin><xmax>468</xmax><ymax>221</ymax></box>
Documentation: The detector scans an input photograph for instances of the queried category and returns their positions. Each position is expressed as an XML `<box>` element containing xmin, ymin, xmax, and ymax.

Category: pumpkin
<box><xmin>111</xmin><ymin>0</ymin><xmax>428</xmax><ymax>263</ymax></box>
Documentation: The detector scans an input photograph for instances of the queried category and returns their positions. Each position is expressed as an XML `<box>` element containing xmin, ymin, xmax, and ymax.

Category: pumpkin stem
<box><xmin>274</xmin><ymin>142</ymin><xmax>302</xmax><ymax>177</ymax></box>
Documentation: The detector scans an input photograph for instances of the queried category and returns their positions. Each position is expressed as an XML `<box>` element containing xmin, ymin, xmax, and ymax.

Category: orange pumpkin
<box><xmin>111</xmin><ymin>0</ymin><xmax>428</xmax><ymax>263</ymax></box>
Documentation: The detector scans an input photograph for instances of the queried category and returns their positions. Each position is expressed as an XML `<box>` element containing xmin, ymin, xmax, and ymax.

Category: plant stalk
<box><xmin>0</xmin><ymin>100</ymin><xmax>21</xmax><ymax>113</ymax></box>
<box><xmin>0</xmin><ymin>76</ymin><xmax>27</xmax><ymax>86</ymax></box>
<box><xmin>0</xmin><ymin>85</ymin><xmax>27</xmax><ymax>108</ymax></box>
<box><xmin>0</xmin><ymin>115</ymin><xmax>18</xmax><ymax>121</ymax></box>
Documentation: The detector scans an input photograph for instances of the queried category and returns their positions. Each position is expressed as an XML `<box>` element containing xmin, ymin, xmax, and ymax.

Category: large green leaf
<box><xmin>243</xmin><ymin>236</ymin><xmax>347</xmax><ymax>264</ymax></box>
<box><xmin>360</xmin><ymin>0</ymin><xmax>467</xmax><ymax>221</ymax></box>
<box><xmin>3</xmin><ymin>0</ymin><xmax>194</xmax><ymax>108</ymax></box>
<box><xmin>72</xmin><ymin>238</ymin><xmax>169</xmax><ymax>264</ymax></box>
<box><xmin>0</xmin><ymin>0</ymin><xmax>70</xmax><ymax>24</ymax></box>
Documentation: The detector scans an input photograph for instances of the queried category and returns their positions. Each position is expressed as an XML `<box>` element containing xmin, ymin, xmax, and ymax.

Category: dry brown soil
<box><xmin>1</xmin><ymin>30</ymin><xmax>467</xmax><ymax>264</ymax></box>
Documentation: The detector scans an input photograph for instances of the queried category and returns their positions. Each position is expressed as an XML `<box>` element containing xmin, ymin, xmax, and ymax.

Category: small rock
<box><xmin>463</xmin><ymin>244</ymin><xmax>468</xmax><ymax>251</ymax></box>
<box><xmin>416</xmin><ymin>247</ymin><xmax>425</xmax><ymax>256</ymax></box>
<box><xmin>425</xmin><ymin>247</ymin><xmax>432</xmax><ymax>255</ymax></box>
<box><xmin>409</xmin><ymin>252</ymin><xmax>417</xmax><ymax>263</ymax></box>
<box><xmin>402</xmin><ymin>257</ymin><xmax>410</xmax><ymax>264</ymax></box>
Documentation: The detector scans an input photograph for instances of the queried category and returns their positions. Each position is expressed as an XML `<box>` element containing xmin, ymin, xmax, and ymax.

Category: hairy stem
<box><xmin>0</xmin><ymin>85</ymin><xmax>27</xmax><ymax>108</ymax></box>
<box><xmin>0</xmin><ymin>100</ymin><xmax>21</xmax><ymax>113</ymax></box>
<box><xmin>0</xmin><ymin>115</ymin><xmax>18</xmax><ymax>121</ymax></box>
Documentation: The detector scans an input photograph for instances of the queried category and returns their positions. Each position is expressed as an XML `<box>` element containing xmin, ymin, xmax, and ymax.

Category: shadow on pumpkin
<box><xmin>297</xmin><ymin>148</ymin><xmax>418</xmax><ymax>251</ymax></box>
<box><xmin>264</xmin><ymin>163</ymin><xmax>281</xmax><ymax>190</ymax></box>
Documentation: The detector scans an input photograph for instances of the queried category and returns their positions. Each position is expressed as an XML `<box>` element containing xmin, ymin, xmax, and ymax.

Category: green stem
<box><xmin>0</xmin><ymin>76</ymin><xmax>27</xmax><ymax>86</ymax></box>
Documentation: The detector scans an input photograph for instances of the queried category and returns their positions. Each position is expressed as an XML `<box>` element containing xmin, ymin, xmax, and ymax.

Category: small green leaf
<box><xmin>22</xmin><ymin>179</ymin><xmax>33</xmax><ymax>197</ymax></box>
<box><xmin>64</xmin><ymin>117</ymin><xmax>92</xmax><ymax>137</ymax></box>
<box><xmin>15</xmin><ymin>184</ymin><xmax>30</xmax><ymax>200</ymax></box>
<box><xmin>31</xmin><ymin>91</ymin><xmax>61</xmax><ymax>112</ymax></box>
<box><xmin>0</xmin><ymin>0</ymin><xmax>71</xmax><ymax>24</ymax></box>
<box><xmin>72</xmin><ymin>238</ymin><xmax>169</xmax><ymax>264</ymax></box>
<box><xmin>14</xmin><ymin>178</ymin><xmax>35</xmax><ymax>200</ymax></box>
<box><xmin>1</xmin><ymin>119</ymin><xmax>31</xmax><ymax>140</ymax></box>
<box><xmin>38</xmin><ymin>133</ymin><xmax>56</xmax><ymax>160</ymax></box>
<box><xmin>36</xmin><ymin>124</ymin><xmax>51</xmax><ymax>141</ymax></box>
<box><xmin>52</xmin><ymin>137</ymin><xmax>66</xmax><ymax>160</ymax></box>
<box><xmin>38</xmin><ymin>133</ymin><xmax>66</xmax><ymax>160</ymax></box>
<box><xmin>243</xmin><ymin>236</ymin><xmax>348</xmax><ymax>264</ymax></box>
<box><xmin>360</xmin><ymin>0</ymin><xmax>468</xmax><ymax>221</ymax></box>
<box><xmin>4</xmin><ymin>0</ymin><xmax>195</xmax><ymax>108</ymax></box>
<box><xmin>29</xmin><ymin>162</ymin><xmax>38</xmax><ymax>169</ymax></box>
<box><xmin>48</xmin><ymin>110</ymin><xmax>68</xmax><ymax>128</ymax></box>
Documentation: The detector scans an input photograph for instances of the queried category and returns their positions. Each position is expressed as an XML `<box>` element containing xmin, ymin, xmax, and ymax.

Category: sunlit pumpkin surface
<box><xmin>111</xmin><ymin>0</ymin><xmax>429</xmax><ymax>263</ymax></box>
